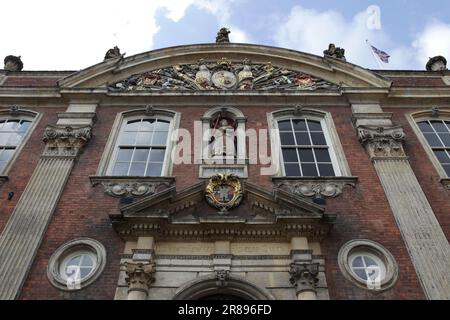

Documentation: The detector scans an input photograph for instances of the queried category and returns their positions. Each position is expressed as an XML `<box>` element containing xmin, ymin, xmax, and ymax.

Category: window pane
<box><xmin>0</xmin><ymin>133</ymin><xmax>10</xmax><ymax>145</ymax></box>
<box><xmin>284</xmin><ymin>163</ymin><xmax>301</xmax><ymax>176</ymax></box>
<box><xmin>135</xmin><ymin>132</ymin><xmax>152</xmax><ymax>145</ymax></box>
<box><xmin>438</xmin><ymin>133</ymin><xmax>450</xmax><ymax>147</ymax></box>
<box><xmin>140</xmin><ymin>119</ymin><xmax>156</xmax><ymax>131</ymax></box>
<box><xmin>282</xmin><ymin>148</ymin><xmax>298</xmax><ymax>162</ymax></box>
<box><xmin>3</xmin><ymin>120</ymin><xmax>20</xmax><ymax>131</ymax></box>
<box><xmin>68</xmin><ymin>256</ymin><xmax>82</xmax><ymax>266</ymax></box>
<box><xmin>301</xmin><ymin>163</ymin><xmax>318</xmax><ymax>176</ymax></box>
<box><xmin>6</xmin><ymin>133</ymin><xmax>22</xmax><ymax>146</ymax></box>
<box><xmin>146</xmin><ymin>163</ymin><xmax>163</xmax><ymax>176</ymax></box>
<box><xmin>155</xmin><ymin>120</ymin><xmax>170</xmax><ymax>131</ymax></box>
<box><xmin>81</xmin><ymin>255</ymin><xmax>94</xmax><ymax>267</ymax></box>
<box><xmin>434</xmin><ymin>150</ymin><xmax>450</xmax><ymax>164</ymax></box>
<box><xmin>431</xmin><ymin>121</ymin><xmax>449</xmax><ymax>133</ymax></box>
<box><xmin>133</xmin><ymin>148</ymin><xmax>149</xmax><ymax>162</ymax></box>
<box><xmin>18</xmin><ymin>121</ymin><xmax>31</xmax><ymax>132</ymax></box>
<box><xmin>443</xmin><ymin>165</ymin><xmax>450</xmax><ymax>177</ymax></box>
<box><xmin>310</xmin><ymin>132</ymin><xmax>327</xmax><ymax>145</ymax></box>
<box><xmin>152</xmin><ymin>131</ymin><xmax>168</xmax><ymax>145</ymax></box>
<box><xmin>149</xmin><ymin>148</ymin><xmax>166</xmax><ymax>161</ymax></box>
<box><xmin>0</xmin><ymin>162</ymin><xmax>6</xmax><ymax>172</ymax></box>
<box><xmin>295</xmin><ymin>132</ymin><xmax>311</xmax><ymax>145</ymax></box>
<box><xmin>353</xmin><ymin>268</ymin><xmax>368</xmax><ymax>280</ymax></box>
<box><xmin>363</xmin><ymin>256</ymin><xmax>378</xmax><ymax>268</ymax></box>
<box><xmin>112</xmin><ymin>162</ymin><xmax>129</xmax><ymax>175</ymax></box>
<box><xmin>0</xmin><ymin>149</ymin><xmax>14</xmax><ymax>161</ymax></box>
<box><xmin>352</xmin><ymin>256</ymin><xmax>364</xmax><ymax>268</ymax></box>
<box><xmin>80</xmin><ymin>268</ymin><xmax>92</xmax><ymax>279</ymax></box>
<box><xmin>307</xmin><ymin>120</ymin><xmax>322</xmax><ymax>131</ymax></box>
<box><xmin>125</xmin><ymin>120</ymin><xmax>141</xmax><ymax>131</ymax></box>
<box><xmin>318</xmin><ymin>164</ymin><xmax>335</xmax><ymax>176</ymax></box>
<box><xmin>314</xmin><ymin>148</ymin><xmax>332</xmax><ymax>162</ymax></box>
<box><xmin>119</xmin><ymin>132</ymin><xmax>137</xmax><ymax>145</ymax></box>
<box><xmin>298</xmin><ymin>148</ymin><xmax>314</xmax><ymax>162</ymax></box>
<box><xmin>117</xmin><ymin>148</ymin><xmax>133</xmax><ymax>162</ymax></box>
<box><xmin>280</xmin><ymin>132</ymin><xmax>295</xmax><ymax>145</ymax></box>
<box><xmin>0</xmin><ymin>121</ymin><xmax>4</xmax><ymax>130</ymax></box>
<box><xmin>424</xmin><ymin>133</ymin><xmax>443</xmax><ymax>147</ymax></box>
<box><xmin>417</xmin><ymin>121</ymin><xmax>433</xmax><ymax>133</ymax></box>
<box><xmin>129</xmin><ymin>162</ymin><xmax>146</xmax><ymax>176</ymax></box>
<box><xmin>292</xmin><ymin>119</ymin><xmax>307</xmax><ymax>131</ymax></box>
<box><xmin>278</xmin><ymin>120</ymin><xmax>292</xmax><ymax>131</ymax></box>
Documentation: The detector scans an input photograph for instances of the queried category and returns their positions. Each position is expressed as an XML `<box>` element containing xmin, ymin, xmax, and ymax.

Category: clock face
<box><xmin>211</xmin><ymin>70</ymin><xmax>237</xmax><ymax>89</ymax></box>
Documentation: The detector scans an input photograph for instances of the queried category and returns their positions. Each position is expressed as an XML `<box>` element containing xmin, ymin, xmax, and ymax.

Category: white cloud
<box><xmin>412</xmin><ymin>20</ymin><xmax>450</xmax><ymax>68</ymax></box>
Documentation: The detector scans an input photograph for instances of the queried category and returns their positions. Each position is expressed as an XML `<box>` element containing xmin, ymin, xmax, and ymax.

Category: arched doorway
<box><xmin>173</xmin><ymin>274</ymin><xmax>275</xmax><ymax>300</ymax></box>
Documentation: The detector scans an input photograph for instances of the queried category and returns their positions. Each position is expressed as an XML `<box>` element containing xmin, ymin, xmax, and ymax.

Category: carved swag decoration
<box><xmin>358</xmin><ymin>125</ymin><xmax>407</xmax><ymax>159</ymax></box>
<box><xmin>42</xmin><ymin>125</ymin><xmax>92</xmax><ymax>157</ymax></box>
<box><xmin>109</xmin><ymin>58</ymin><xmax>339</xmax><ymax>92</ymax></box>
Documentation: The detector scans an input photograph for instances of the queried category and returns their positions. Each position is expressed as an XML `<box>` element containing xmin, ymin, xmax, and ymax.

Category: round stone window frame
<box><xmin>47</xmin><ymin>238</ymin><xmax>106</xmax><ymax>291</ymax></box>
<box><xmin>338</xmin><ymin>239</ymin><xmax>398</xmax><ymax>292</ymax></box>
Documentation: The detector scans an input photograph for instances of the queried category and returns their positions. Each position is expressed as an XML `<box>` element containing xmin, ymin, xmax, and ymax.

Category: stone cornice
<box><xmin>89</xmin><ymin>176</ymin><xmax>175</xmax><ymax>198</ymax></box>
<box><xmin>42</xmin><ymin>125</ymin><xmax>92</xmax><ymax>158</ymax></box>
<box><xmin>357</xmin><ymin>125</ymin><xmax>407</xmax><ymax>160</ymax></box>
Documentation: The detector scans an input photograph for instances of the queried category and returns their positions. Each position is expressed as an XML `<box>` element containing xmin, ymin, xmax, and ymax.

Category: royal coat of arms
<box><xmin>205</xmin><ymin>174</ymin><xmax>243</xmax><ymax>214</ymax></box>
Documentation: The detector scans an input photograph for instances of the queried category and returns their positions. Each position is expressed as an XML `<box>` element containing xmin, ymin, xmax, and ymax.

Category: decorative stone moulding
<box><xmin>42</xmin><ymin>125</ymin><xmax>92</xmax><ymax>158</ymax></box>
<box><xmin>273</xmin><ymin>177</ymin><xmax>358</xmax><ymax>198</ymax></box>
<box><xmin>357</xmin><ymin>125</ymin><xmax>407</xmax><ymax>160</ymax></box>
<box><xmin>89</xmin><ymin>176</ymin><xmax>175</xmax><ymax>198</ymax></box>
<box><xmin>108</xmin><ymin>58</ymin><xmax>339</xmax><ymax>92</ymax></box>
<box><xmin>440</xmin><ymin>178</ymin><xmax>450</xmax><ymax>190</ymax></box>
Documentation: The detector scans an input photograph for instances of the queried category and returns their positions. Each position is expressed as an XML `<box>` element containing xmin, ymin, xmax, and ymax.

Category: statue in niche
<box><xmin>209</xmin><ymin>117</ymin><xmax>236</xmax><ymax>159</ymax></box>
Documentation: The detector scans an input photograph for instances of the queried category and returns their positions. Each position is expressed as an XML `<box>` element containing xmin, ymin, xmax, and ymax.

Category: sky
<box><xmin>1</xmin><ymin>0</ymin><xmax>450</xmax><ymax>71</ymax></box>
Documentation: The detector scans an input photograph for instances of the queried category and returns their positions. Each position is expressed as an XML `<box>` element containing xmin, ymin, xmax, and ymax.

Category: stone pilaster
<box><xmin>0</xmin><ymin>125</ymin><xmax>91</xmax><ymax>299</ymax></box>
<box><xmin>354</xmin><ymin>108</ymin><xmax>450</xmax><ymax>299</ymax></box>
<box><xmin>125</xmin><ymin>262</ymin><xmax>156</xmax><ymax>300</ymax></box>
<box><xmin>289</xmin><ymin>262</ymin><xmax>319</xmax><ymax>300</ymax></box>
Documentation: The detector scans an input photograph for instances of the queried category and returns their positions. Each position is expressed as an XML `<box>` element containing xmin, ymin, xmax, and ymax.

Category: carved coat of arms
<box><xmin>205</xmin><ymin>174</ymin><xmax>243</xmax><ymax>214</ymax></box>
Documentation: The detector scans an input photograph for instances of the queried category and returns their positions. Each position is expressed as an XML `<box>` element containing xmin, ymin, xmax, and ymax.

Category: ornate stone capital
<box><xmin>42</xmin><ymin>125</ymin><xmax>92</xmax><ymax>158</ymax></box>
<box><xmin>90</xmin><ymin>176</ymin><xmax>175</xmax><ymax>198</ymax></box>
<box><xmin>124</xmin><ymin>262</ymin><xmax>156</xmax><ymax>294</ymax></box>
<box><xmin>289</xmin><ymin>263</ymin><xmax>319</xmax><ymax>295</ymax></box>
<box><xmin>273</xmin><ymin>177</ymin><xmax>357</xmax><ymax>198</ymax></box>
<box><xmin>215</xmin><ymin>269</ymin><xmax>230</xmax><ymax>287</ymax></box>
<box><xmin>357</xmin><ymin>125</ymin><xmax>407</xmax><ymax>159</ymax></box>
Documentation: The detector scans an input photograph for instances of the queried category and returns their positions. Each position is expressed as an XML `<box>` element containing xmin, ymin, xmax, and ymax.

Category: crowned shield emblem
<box><xmin>205</xmin><ymin>174</ymin><xmax>243</xmax><ymax>214</ymax></box>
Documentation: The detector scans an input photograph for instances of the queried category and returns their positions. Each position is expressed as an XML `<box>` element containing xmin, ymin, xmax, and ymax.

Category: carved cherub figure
<box><xmin>216</xmin><ymin>27</ymin><xmax>230</xmax><ymax>43</ymax></box>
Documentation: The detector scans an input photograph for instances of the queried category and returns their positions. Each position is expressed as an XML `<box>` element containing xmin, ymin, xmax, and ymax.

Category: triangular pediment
<box><xmin>110</xmin><ymin>180</ymin><xmax>335</xmax><ymax>241</ymax></box>
<box><xmin>59</xmin><ymin>44</ymin><xmax>391</xmax><ymax>90</ymax></box>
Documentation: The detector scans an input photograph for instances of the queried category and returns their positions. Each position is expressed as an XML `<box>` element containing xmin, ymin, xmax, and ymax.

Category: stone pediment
<box><xmin>110</xmin><ymin>181</ymin><xmax>336</xmax><ymax>242</ymax></box>
<box><xmin>58</xmin><ymin>44</ymin><xmax>391</xmax><ymax>90</ymax></box>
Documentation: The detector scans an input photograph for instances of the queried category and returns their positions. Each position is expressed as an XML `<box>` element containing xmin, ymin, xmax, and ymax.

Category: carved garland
<box><xmin>108</xmin><ymin>58</ymin><xmax>339</xmax><ymax>92</ymax></box>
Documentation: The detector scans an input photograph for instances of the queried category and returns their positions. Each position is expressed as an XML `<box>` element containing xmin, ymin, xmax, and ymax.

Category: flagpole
<box><xmin>366</xmin><ymin>39</ymin><xmax>384</xmax><ymax>69</ymax></box>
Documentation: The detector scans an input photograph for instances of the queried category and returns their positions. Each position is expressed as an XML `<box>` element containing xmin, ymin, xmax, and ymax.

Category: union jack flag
<box><xmin>370</xmin><ymin>45</ymin><xmax>390</xmax><ymax>63</ymax></box>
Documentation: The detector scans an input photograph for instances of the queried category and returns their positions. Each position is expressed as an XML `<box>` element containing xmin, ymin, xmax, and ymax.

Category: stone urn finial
<box><xmin>426</xmin><ymin>56</ymin><xmax>447</xmax><ymax>71</ymax></box>
<box><xmin>216</xmin><ymin>27</ymin><xmax>230</xmax><ymax>43</ymax></box>
<box><xmin>3</xmin><ymin>55</ymin><xmax>23</xmax><ymax>71</ymax></box>
<box><xmin>104</xmin><ymin>46</ymin><xmax>122</xmax><ymax>60</ymax></box>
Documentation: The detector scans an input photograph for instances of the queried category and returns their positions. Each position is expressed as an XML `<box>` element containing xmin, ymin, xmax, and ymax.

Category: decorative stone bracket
<box><xmin>215</xmin><ymin>269</ymin><xmax>230</xmax><ymax>287</ymax></box>
<box><xmin>90</xmin><ymin>176</ymin><xmax>175</xmax><ymax>198</ymax></box>
<box><xmin>357</xmin><ymin>125</ymin><xmax>407</xmax><ymax>160</ymax></box>
<box><xmin>289</xmin><ymin>262</ymin><xmax>319</xmax><ymax>295</ymax></box>
<box><xmin>273</xmin><ymin>177</ymin><xmax>358</xmax><ymax>198</ymax></box>
<box><xmin>124</xmin><ymin>262</ymin><xmax>156</xmax><ymax>296</ymax></box>
<box><xmin>42</xmin><ymin>125</ymin><xmax>92</xmax><ymax>158</ymax></box>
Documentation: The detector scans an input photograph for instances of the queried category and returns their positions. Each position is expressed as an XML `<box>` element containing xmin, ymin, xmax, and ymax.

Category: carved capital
<box><xmin>42</xmin><ymin>125</ymin><xmax>92</xmax><ymax>158</ymax></box>
<box><xmin>273</xmin><ymin>177</ymin><xmax>357</xmax><ymax>198</ymax></box>
<box><xmin>215</xmin><ymin>269</ymin><xmax>230</xmax><ymax>287</ymax></box>
<box><xmin>357</xmin><ymin>126</ymin><xmax>407</xmax><ymax>159</ymax></box>
<box><xmin>124</xmin><ymin>262</ymin><xmax>156</xmax><ymax>293</ymax></box>
<box><xmin>289</xmin><ymin>263</ymin><xmax>319</xmax><ymax>295</ymax></box>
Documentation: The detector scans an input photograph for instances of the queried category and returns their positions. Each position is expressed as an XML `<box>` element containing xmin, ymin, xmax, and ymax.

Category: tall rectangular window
<box><xmin>0</xmin><ymin>119</ymin><xmax>32</xmax><ymax>172</ymax></box>
<box><xmin>417</xmin><ymin>120</ymin><xmax>450</xmax><ymax>176</ymax></box>
<box><xmin>278</xmin><ymin>118</ymin><xmax>335</xmax><ymax>177</ymax></box>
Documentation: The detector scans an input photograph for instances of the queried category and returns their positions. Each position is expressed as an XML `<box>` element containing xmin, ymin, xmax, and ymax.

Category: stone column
<box><xmin>289</xmin><ymin>263</ymin><xmax>319</xmax><ymax>300</ymax></box>
<box><xmin>0</xmin><ymin>125</ymin><xmax>91</xmax><ymax>299</ymax></box>
<box><xmin>125</xmin><ymin>262</ymin><xmax>155</xmax><ymax>300</ymax></box>
<box><xmin>355</xmin><ymin>111</ymin><xmax>450</xmax><ymax>299</ymax></box>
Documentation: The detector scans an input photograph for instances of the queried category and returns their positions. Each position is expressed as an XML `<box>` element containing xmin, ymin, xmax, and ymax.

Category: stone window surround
<box><xmin>267</xmin><ymin>107</ymin><xmax>352</xmax><ymax>178</ymax></box>
<box><xmin>47</xmin><ymin>238</ymin><xmax>106</xmax><ymax>291</ymax></box>
<box><xmin>407</xmin><ymin>109</ymin><xmax>450</xmax><ymax>189</ymax></box>
<box><xmin>0</xmin><ymin>108</ymin><xmax>41</xmax><ymax>179</ymax></box>
<box><xmin>95</xmin><ymin>107</ymin><xmax>180</xmax><ymax>178</ymax></box>
<box><xmin>338</xmin><ymin>239</ymin><xmax>398</xmax><ymax>292</ymax></box>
